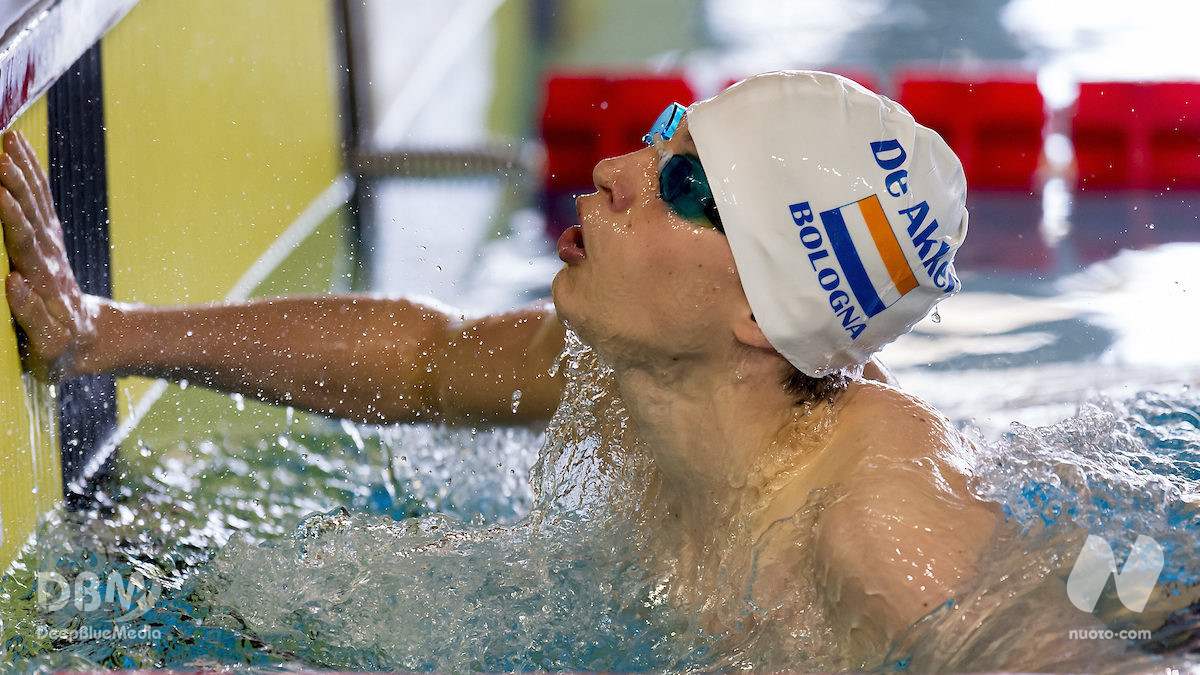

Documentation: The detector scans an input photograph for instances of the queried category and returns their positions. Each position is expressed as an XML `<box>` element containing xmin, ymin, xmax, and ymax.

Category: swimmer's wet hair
<box><xmin>781</xmin><ymin>364</ymin><xmax>847</xmax><ymax>405</ymax></box>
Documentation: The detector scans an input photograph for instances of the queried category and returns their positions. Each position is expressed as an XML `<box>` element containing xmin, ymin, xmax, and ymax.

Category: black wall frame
<box><xmin>334</xmin><ymin>0</ymin><xmax>373</xmax><ymax>290</ymax></box>
<box><xmin>46</xmin><ymin>42</ymin><xmax>117</xmax><ymax>489</ymax></box>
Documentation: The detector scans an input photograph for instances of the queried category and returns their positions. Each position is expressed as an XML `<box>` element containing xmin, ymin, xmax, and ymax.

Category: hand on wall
<box><xmin>0</xmin><ymin>130</ymin><xmax>98</xmax><ymax>381</ymax></box>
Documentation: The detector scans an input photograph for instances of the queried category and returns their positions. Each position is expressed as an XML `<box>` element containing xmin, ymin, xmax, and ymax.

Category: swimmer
<box><xmin>1</xmin><ymin>72</ymin><xmax>1007</xmax><ymax>662</ymax></box>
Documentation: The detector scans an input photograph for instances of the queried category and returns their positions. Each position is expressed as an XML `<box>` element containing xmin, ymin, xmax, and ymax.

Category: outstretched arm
<box><xmin>81</xmin><ymin>297</ymin><xmax>566</xmax><ymax>425</ymax></box>
<box><xmin>1</xmin><ymin>130</ymin><xmax>566</xmax><ymax>425</ymax></box>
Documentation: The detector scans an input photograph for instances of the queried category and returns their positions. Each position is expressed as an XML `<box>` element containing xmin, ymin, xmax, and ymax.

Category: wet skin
<box><xmin>2</xmin><ymin>126</ymin><xmax>1005</xmax><ymax>661</ymax></box>
<box><xmin>546</xmin><ymin>120</ymin><xmax>1008</xmax><ymax>655</ymax></box>
<box><xmin>551</xmin><ymin>121</ymin><xmax>746</xmax><ymax>370</ymax></box>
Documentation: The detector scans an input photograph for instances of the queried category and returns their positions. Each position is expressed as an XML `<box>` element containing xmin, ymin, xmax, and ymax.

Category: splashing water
<box><xmin>889</xmin><ymin>394</ymin><xmax>1200</xmax><ymax>673</ymax></box>
<box><xmin>187</xmin><ymin>332</ymin><xmax>709</xmax><ymax>672</ymax></box>
<box><xmin>2</xmin><ymin>334</ymin><xmax>1200</xmax><ymax>672</ymax></box>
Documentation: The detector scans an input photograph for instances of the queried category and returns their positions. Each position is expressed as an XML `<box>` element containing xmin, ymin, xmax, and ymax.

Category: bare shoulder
<box><xmin>832</xmin><ymin>379</ymin><xmax>959</xmax><ymax>455</ymax></box>
<box><xmin>811</xmin><ymin>380</ymin><xmax>1003</xmax><ymax>650</ymax></box>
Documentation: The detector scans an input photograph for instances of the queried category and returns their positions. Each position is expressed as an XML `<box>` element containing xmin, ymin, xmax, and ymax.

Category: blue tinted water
<box><xmin>3</xmin><ymin>246</ymin><xmax>1200</xmax><ymax>671</ymax></box>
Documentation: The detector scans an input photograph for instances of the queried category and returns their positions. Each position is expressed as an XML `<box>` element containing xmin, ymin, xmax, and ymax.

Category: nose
<box><xmin>591</xmin><ymin>153</ymin><xmax>636</xmax><ymax>212</ymax></box>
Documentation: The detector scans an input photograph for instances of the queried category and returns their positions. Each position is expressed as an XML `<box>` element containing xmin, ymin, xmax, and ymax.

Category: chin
<box><xmin>550</xmin><ymin>272</ymin><xmax>616</xmax><ymax>354</ymax></box>
<box><xmin>550</xmin><ymin>268</ymin><xmax>567</xmax><ymax>303</ymax></box>
<box><xmin>550</xmin><ymin>271</ymin><xmax>577</xmax><ymax>323</ymax></box>
<box><xmin>549</xmin><ymin>280</ymin><xmax>598</xmax><ymax>344</ymax></box>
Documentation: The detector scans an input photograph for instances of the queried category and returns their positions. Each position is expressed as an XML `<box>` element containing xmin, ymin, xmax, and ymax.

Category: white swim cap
<box><xmin>687</xmin><ymin>71</ymin><xmax>968</xmax><ymax>377</ymax></box>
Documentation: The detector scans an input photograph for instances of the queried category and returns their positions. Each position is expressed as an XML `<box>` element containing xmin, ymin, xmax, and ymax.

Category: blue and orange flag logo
<box><xmin>818</xmin><ymin>194</ymin><xmax>919</xmax><ymax>318</ymax></box>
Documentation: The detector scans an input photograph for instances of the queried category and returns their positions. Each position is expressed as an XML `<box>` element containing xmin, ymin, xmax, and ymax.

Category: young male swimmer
<box><xmin>1</xmin><ymin>71</ymin><xmax>1005</xmax><ymax>661</ymax></box>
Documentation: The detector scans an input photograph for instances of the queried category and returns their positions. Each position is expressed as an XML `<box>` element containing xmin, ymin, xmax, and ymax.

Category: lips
<box><xmin>557</xmin><ymin>225</ymin><xmax>586</xmax><ymax>263</ymax></box>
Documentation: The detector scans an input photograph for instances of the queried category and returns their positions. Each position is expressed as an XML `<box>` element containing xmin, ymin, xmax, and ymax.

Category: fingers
<box><xmin>0</xmin><ymin>142</ymin><xmax>58</xmax><ymax>261</ymax></box>
<box><xmin>2</xmin><ymin>131</ymin><xmax>54</xmax><ymax>231</ymax></box>
<box><xmin>1</xmin><ymin>132</ymin><xmax>64</xmax><ymax>262</ymax></box>
<box><xmin>6</xmin><ymin>270</ymin><xmax>34</xmax><ymax>321</ymax></box>
<box><xmin>0</xmin><ymin>194</ymin><xmax>80</xmax><ymax>328</ymax></box>
<box><xmin>6</xmin><ymin>271</ymin><xmax>59</xmax><ymax>352</ymax></box>
<box><xmin>0</xmin><ymin>181</ymin><xmax>39</xmax><ymax>265</ymax></box>
<box><xmin>0</xmin><ymin>132</ymin><xmax>71</xmax><ymax>287</ymax></box>
<box><xmin>14</xmin><ymin>131</ymin><xmax>56</xmax><ymax>227</ymax></box>
<box><xmin>0</xmin><ymin>154</ymin><xmax>37</xmax><ymax>226</ymax></box>
<box><xmin>0</xmin><ymin>170</ymin><xmax>82</xmax><ymax>332</ymax></box>
<box><xmin>7</xmin><ymin>271</ymin><xmax>74</xmax><ymax>377</ymax></box>
<box><xmin>0</xmin><ymin>132</ymin><xmax>88</xmax><ymax>381</ymax></box>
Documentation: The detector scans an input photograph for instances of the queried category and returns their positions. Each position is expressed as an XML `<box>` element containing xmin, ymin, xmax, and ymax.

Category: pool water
<box><xmin>3</xmin><ymin>242</ymin><xmax>1200</xmax><ymax>671</ymax></box>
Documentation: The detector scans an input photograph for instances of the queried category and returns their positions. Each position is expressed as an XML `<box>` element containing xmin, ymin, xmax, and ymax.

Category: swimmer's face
<box><xmin>552</xmin><ymin>118</ymin><xmax>754</xmax><ymax>366</ymax></box>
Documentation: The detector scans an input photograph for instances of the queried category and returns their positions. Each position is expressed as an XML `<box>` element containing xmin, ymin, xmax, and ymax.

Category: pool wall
<box><xmin>0</xmin><ymin>95</ymin><xmax>60</xmax><ymax>575</ymax></box>
<box><xmin>1</xmin><ymin>0</ymin><xmax>352</xmax><ymax>570</ymax></box>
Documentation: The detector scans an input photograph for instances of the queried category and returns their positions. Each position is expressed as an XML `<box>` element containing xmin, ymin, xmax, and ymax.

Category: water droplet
<box><xmin>931</xmin><ymin>309</ymin><xmax>942</xmax><ymax>324</ymax></box>
<box><xmin>510</xmin><ymin>389</ymin><xmax>523</xmax><ymax>414</ymax></box>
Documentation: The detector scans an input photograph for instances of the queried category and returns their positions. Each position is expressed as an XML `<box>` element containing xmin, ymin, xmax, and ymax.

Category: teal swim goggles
<box><xmin>643</xmin><ymin>102</ymin><xmax>724</xmax><ymax>233</ymax></box>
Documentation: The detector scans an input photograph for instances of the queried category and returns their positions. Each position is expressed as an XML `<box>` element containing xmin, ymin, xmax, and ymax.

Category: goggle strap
<box><xmin>642</xmin><ymin>102</ymin><xmax>687</xmax><ymax>145</ymax></box>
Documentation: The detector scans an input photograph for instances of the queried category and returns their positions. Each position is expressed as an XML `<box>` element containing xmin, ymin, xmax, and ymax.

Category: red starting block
<box><xmin>897</xmin><ymin>69</ymin><xmax>1045</xmax><ymax>190</ymax></box>
<box><xmin>1073</xmin><ymin>81</ymin><xmax>1200</xmax><ymax>190</ymax></box>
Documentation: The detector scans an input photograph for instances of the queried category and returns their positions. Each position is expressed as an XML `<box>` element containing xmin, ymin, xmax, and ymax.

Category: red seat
<box><xmin>1074</xmin><ymin>81</ymin><xmax>1200</xmax><ymax>190</ymax></box>
<box><xmin>897</xmin><ymin>69</ymin><xmax>1044</xmax><ymax>189</ymax></box>
<box><xmin>539</xmin><ymin>73</ymin><xmax>695</xmax><ymax>235</ymax></box>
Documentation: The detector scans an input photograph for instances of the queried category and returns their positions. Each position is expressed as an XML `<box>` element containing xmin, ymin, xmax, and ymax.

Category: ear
<box><xmin>732</xmin><ymin>311</ymin><xmax>775</xmax><ymax>351</ymax></box>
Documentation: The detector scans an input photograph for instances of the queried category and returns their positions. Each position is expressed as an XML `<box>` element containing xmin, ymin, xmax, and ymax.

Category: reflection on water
<box><xmin>0</xmin><ymin>412</ymin><xmax>541</xmax><ymax>670</ymax></box>
<box><xmin>1</xmin><ymin>0</ymin><xmax>1197</xmax><ymax>670</ymax></box>
<box><xmin>889</xmin><ymin>244</ymin><xmax>1200</xmax><ymax>435</ymax></box>
<box><xmin>3</xmin><ymin>316</ymin><xmax>1200</xmax><ymax>670</ymax></box>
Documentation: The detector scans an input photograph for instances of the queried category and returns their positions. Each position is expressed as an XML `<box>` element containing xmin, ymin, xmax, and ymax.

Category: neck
<box><xmin>609</xmin><ymin>349</ymin><xmax>826</xmax><ymax>561</ymax></box>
